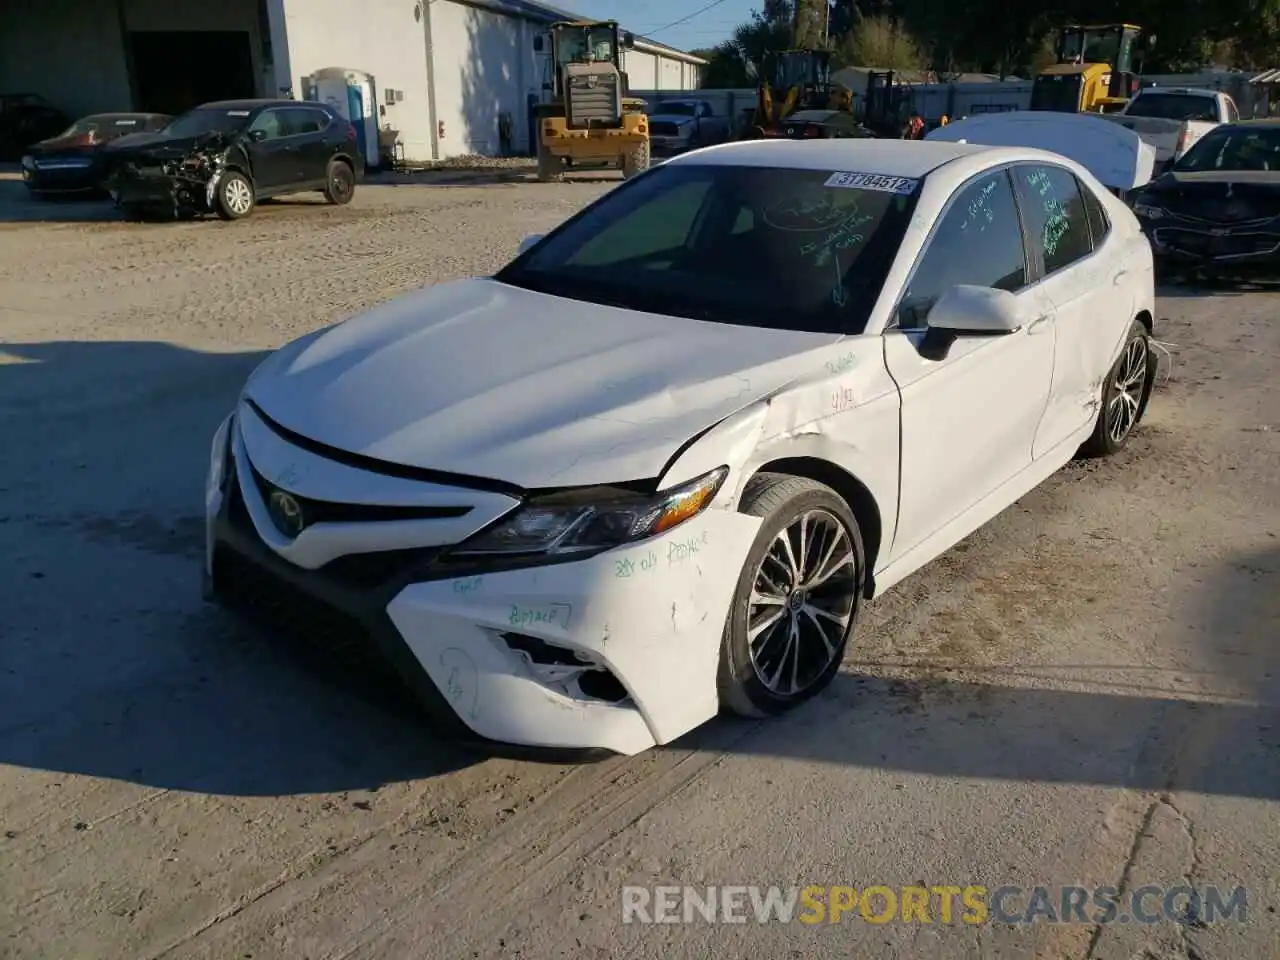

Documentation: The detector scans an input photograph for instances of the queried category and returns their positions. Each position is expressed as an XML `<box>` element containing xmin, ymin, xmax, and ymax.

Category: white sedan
<box><xmin>204</xmin><ymin>135</ymin><xmax>1157</xmax><ymax>756</ymax></box>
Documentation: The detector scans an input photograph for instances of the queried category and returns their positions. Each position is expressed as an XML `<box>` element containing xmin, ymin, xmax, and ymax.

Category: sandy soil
<box><xmin>0</xmin><ymin>174</ymin><xmax>1277</xmax><ymax>960</ymax></box>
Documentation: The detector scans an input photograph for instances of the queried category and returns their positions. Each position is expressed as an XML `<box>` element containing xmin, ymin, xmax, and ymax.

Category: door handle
<box><xmin>1112</xmin><ymin>270</ymin><xmax>1129</xmax><ymax>285</ymax></box>
<box><xmin>1026</xmin><ymin>314</ymin><xmax>1051</xmax><ymax>333</ymax></box>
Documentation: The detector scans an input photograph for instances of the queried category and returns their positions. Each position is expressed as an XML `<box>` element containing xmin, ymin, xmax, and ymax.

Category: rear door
<box><xmin>282</xmin><ymin>106</ymin><xmax>336</xmax><ymax>184</ymax></box>
<box><xmin>1012</xmin><ymin>162</ymin><xmax>1130</xmax><ymax>458</ymax></box>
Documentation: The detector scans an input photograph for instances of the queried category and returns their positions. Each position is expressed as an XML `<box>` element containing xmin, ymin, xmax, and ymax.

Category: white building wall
<box><xmin>430</xmin><ymin>0</ymin><xmax>536</xmax><ymax>159</ymax></box>
<box><xmin>280</xmin><ymin>0</ymin><xmax>433</xmax><ymax>161</ymax></box>
<box><xmin>623</xmin><ymin>49</ymin><xmax>660</xmax><ymax>90</ymax></box>
<box><xmin>657</xmin><ymin>56</ymin><xmax>683</xmax><ymax>90</ymax></box>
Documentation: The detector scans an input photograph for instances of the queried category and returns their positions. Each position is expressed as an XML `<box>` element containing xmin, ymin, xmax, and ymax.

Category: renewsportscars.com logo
<box><xmin>621</xmin><ymin>885</ymin><xmax>1250</xmax><ymax>926</ymax></box>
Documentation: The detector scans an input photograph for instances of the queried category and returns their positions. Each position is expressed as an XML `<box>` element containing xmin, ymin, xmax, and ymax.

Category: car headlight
<box><xmin>21</xmin><ymin>155</ymin><xmax>34</xmax><ymax>170</ymax></box>
<box><xmin>1133</xmin><ymin>202</ymin><xmax>1165</xmax><ymax>220</ymax></box>
<box><xmin>205</xmin><ymin>413</ymin><xmax>235</xmax><ymax>504</ymax></box>
<box><xmin>451</xmin><ymin>466</ymin><xmax>728</xmax><ymax>558</ymax></box>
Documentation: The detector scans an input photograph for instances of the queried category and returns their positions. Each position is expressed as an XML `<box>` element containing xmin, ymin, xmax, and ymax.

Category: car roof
<box><xmin>667</xmin><ymin>138</ymin><xmax>999</xmax><ymax>178</ymax></box>
<box><xmin>196</xmin><ymin>99</ymin><xmax>318</xmax><ymax>111</ymax></box>
<box><xmin>1138</xmin><ymin>87</ymin><xmax>1218</xmax><ymax>98</ymax></box>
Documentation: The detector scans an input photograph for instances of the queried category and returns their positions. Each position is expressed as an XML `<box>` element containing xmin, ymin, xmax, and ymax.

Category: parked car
<box><xmin>781</xmin><ymin>108</ymin><xmax>875</xmax><ymax>140</ymax></box>
<box><xmin>1130</xmin><ymin>119</ymin><xmax>1280</xmax><ymax>277</ymax></box>
<box><xmin>1105</xmin><ymin>87</ymin><xmax>1237</xmax><ymax>171</ymax></box>
<box><xmin>204</xmin><ymin>135</ymin><xmax>1156</xmax><ymax>757</ymax></box>
<box><xmin>103</xmin><ymin>99</ymin><xmax>363</xmax><ymax>220</ymax></box>
<box><xmin>20</xmin><ymin>113</ymin><xmax>171</xmax><ymax>196</ymax></box>
<box><xmin>0</xmin><ymin>93</ymin><xmax>71</xmax><ymax>161</ymax></box>
<box><xmin>647</xmin><ymin>99</ymin><xmax>730</xmax><ymax>154</ymax></box>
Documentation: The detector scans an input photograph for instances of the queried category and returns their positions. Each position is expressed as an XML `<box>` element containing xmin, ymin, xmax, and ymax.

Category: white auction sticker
<box><xmin>825</xmin><ymin>171</ymin><xmax>918</xmax><ymax>194</ymax></box>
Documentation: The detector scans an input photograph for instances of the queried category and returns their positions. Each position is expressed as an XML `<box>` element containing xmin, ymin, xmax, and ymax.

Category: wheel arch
<box><xmin>1135</xmin><ymin>308</ymin><xmax>1152</xmax><ymax>334</ymax></box>
<box><xmin>744</xmin><ymin>456</ymin><xmax>883</xmax><ymax>598</ymax></box>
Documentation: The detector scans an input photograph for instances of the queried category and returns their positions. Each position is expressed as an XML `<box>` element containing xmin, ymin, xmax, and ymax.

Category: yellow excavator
<box><xmin>744</xmin><ymin>49</ymin><xmax>858</xmax><ymax>139</ymax></box>
<box><xmin>1031</xmin><ymin>23</ymin><xmax>1149</xmax><ymax>114</ymax></box>
<box><xmin>533</xmin><ymin>19</ymin><xmax>650</xmax><ymax>181</ymax></box>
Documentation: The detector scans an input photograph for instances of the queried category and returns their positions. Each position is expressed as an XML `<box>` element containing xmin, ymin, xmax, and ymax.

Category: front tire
<box><xmin>621</xmin><ymin>139</ymin><xmax>650</xmax><ymax>179</ymax></box>
<box><xmin>536</xmin><ymin>143</ymin><xmax>565</xmax><ymax>182</ymax></box>
<box><xmin>215</xmin><ymin>171</ymin><xmax>255</xmax><ymax>220</ymax></box>
<box><xmin>718</xmin><ymin>473</ymin><xmax>864</xmax><ymax>718</ymax></box>
<box><xmin>1080</xmin><ymin>320</ymin><xmax>1154</xmax><ymax>457</ymax></box>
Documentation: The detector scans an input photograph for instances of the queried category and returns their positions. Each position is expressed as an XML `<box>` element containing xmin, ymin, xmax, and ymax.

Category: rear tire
<box><xmin>215</xmin><ymin>171</ymin><xmax>255</xmax><ymax>220</ymax></box>
<box><xmin>1079</xmin><ymin>320</ymin><xmax>1155</xmax><ymax>458</ymax></box>
<box><xmin>718</xmin><ymin>473</ymin><xmax>864</xmax><ymax>718</ymax></box>
<box><xmin>536</xmin><ymin>143</ymin><xmax>565</xmax><ymax>182</ymax></box>
<box><xmin>323</xmin><ymin>159</ymin><xmax>355</xmax><ymax>204</ymax></box>
<box><xmin>621</xmin><ymin>138</ymin><xmax>651</xmax><ymax>179</ymax></box>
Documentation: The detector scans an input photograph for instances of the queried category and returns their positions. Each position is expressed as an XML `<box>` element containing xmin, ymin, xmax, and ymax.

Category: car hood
<box><xmin>244</xmin><ymin>278</ymin><xmax>839</xmax><ymax>489</ymax></box>
<box><xmin>105</xmin><ymin>131</ymin><xmax>232</xmax><ymax>159</ymax></box>
<box><xmin>1143</xmin><ymin>171</ymin><xmax>1280</xmax><ymax>221</ymax></box>
<box><xmin>649</xmin><ymin>113</ymin><xmax>696</xmax><ymax>125</ymax></box>
<box><xmin>28</xmin><ymin>135</ymin><xmax>97</xmax><ymax>155</ymax></box>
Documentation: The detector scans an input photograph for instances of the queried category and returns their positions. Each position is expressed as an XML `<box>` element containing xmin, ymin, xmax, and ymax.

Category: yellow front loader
<box><xmin>533</xmin><ymin>20</ymin><xmax>650</xmax><ymax>181</ymax></box>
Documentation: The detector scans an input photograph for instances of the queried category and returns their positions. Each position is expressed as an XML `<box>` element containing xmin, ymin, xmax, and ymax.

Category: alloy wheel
<box><xmin>747</xmin><ymin>509</ymin><xmax>858</xmax><ymax>696</ymax></box>
<box><xmin>1107</xmin><ymin>335</ymin><xmax>1148</xmax><ymax>444</ymax></box>
<box><xmin>224</xmin><ymin>177</ymin><xmax>252</xmax><ymax>215</ymax></box>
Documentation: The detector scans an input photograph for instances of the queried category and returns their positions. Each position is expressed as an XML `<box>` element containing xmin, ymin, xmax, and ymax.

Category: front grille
<box><xmin>228</xmin><ymin>464</ymin><xmax>446</xmax><ymax>590</ymax></box>
<box><xmin>247</xmin><ymin>463</ymin><xmax>471</xmax><ymax>527</ymax></box>
<box><xmin>567</xmin><ymin>73</ymin><xmax>621</xmax><ymax>126</ymax></box>
<box><xmin>650</xmin><ymin>121</ymin><xmax>681</xmax><ymax>137</ymax></box>
<box><xmin>1156</xmin><ymin>228</ymin><xmax>1280</xmax><ymax>258</ymax></box>
<box><xmin>212</xmin><ymin>546</ymin><xmax>414</xmax><ymax>707</ymax></box>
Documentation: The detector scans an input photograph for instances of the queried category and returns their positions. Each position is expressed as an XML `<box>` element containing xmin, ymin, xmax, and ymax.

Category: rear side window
<box><xmin>1080</xmin><ymin>180</ymin><xmax>1110</xmax><ymax>247</ymax></box>
<box><xmin>1015</xmin><ymin>164</ymin><xmax>1093</xmax><ymax>274</ymax></box>
<box><xmin>282</xmin><ymin>107</ymin><xmax>329</xmax><ymax>136</ymax></box>
<box><xmin>1124</xmin><ymin>93</ymin><xmax>1219</xmax><ymax>122</ymax></box>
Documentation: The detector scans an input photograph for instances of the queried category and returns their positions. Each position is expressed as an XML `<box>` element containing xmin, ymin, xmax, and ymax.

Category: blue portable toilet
<box><xmin>303</xmin><ymin>67</ymin><xmax>380</xmax><ymax>168</ymax></box>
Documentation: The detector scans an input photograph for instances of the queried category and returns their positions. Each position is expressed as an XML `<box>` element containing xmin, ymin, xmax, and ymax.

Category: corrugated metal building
<box><xmin>0</xmin><ymin>0</ymin><xmax>706</xmax><ymax>162</ymax></box>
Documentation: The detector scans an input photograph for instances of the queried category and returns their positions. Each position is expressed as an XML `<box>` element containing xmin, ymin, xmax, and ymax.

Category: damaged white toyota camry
<box><xmin>205</xmin><ymin>128</ymin><xmax>1157</xmax><ymax>756</ymax></box>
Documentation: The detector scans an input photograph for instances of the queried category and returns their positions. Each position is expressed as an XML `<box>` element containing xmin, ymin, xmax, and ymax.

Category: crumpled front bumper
<box><xmin>108</xmin><ymin>159</ymin><xmax>221</xmax><ymax>211</ymax></box>
<box><xmin>205</xmin><ymin>423</ymin><xmax>761</xmax><ymax>756</ymax></box>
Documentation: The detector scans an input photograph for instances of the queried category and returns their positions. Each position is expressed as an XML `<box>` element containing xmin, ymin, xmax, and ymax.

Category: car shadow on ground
<box><xmin>681</xmin><ymin>543</ymin><xmax>1280</xmax><ymax>803</ymax></box>
<box><xmin>0</xmin><ymin>178</ymin><xmax>122</xmax><ymax>223</ymax></box>
<box><xmin>0</xmin><ymin>340</ymin><xmax>481</xmax><ymax>798</ymax></box>
<box><xmin>1156</xmin><ymin>277</ymin><xmax>1280</xmax><ymax>299</ymax></box>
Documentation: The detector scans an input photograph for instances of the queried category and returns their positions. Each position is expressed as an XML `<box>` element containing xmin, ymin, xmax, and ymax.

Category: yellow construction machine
<box><xmin>1031</xmin><ymin>23</ymin><xmax>1148</xmax><ymax>114</ymax></box>
<box><xmin>745</xmin><ymin>49</ymin><xmax>855</xmax><ymax>138</ymax></box>
<box><xmin>533</xmin><ymin>19</ymin><xmax>650</xmax><ymax>181</ymax></box>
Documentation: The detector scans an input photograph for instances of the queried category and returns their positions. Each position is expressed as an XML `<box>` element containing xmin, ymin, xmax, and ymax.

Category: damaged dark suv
<box><xmin>103</xmin><ymin>99</ymin><xmax>364</xmax><ymax>220</ymax></box>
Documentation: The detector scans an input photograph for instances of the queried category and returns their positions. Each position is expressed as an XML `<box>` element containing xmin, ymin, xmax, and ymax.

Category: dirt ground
<box><xmin>1</xmin><ymin>171</ymin><xmax>1277</xmax><ymax>960</ymax></box>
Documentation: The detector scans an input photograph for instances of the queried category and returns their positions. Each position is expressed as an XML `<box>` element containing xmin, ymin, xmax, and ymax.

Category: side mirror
<box><xmin>927</xmin><ymin>284</ymin><xmax>1022</xmax><ymax>334</ymax></box>
<box><xmin>622</xmin><ymin>31</ymin><xmax>636</xmax><ymax>48</ymax></box>
<box><xmin>247</xmin><ymin>128</ymin><xmax>267</xmax><ymax>143</ymax></box>
<box><xmin>517</xmin><ymin>234</ymin><xmax>544</xmax><ymax>255</ymax></box>
<box><xmin>917</xmin><ymin>285</ymin><xmax>1024</xmax><ymax>360</ymax></box>
<box><xmin>533</xmin><ymin>35</ymin><xmax>544</xmax><ymax>52</ymax></box>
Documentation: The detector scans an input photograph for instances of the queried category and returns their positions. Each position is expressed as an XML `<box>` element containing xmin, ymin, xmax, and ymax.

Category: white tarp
<box><xmin>926</xmin><ymin>111</ymin><xmax>1156</xmax><ymax>190</ymax></box>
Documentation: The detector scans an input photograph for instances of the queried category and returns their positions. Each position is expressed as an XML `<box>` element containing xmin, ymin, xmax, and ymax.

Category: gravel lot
<box><xmin>1</xmin><ymin>170</ymin><xmax>1277</xmax><ymax>960</ymax></box>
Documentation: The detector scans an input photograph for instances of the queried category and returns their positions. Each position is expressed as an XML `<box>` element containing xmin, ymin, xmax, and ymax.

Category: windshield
<box><xmin>555</xmin><ymin>26</ymin><xmax>616</xmax><ymax>63</ymax></box>
<box><xmin>1175</xmin><ymin>126</ymin><xmax>1280</xmax><ymax>172</ymax></box>
<box><xmin>1059</xmin><ymin>28</ymin><xmax>1118</xmax><ymax>64</ymax></box>
<box><xmin>58</xmin><ymin>115</ymin><xmax>148</xmax><ymax>140</ymax></box>
<box><xmin>775</xmin><ymin>53</ymin><xmax>827</xmax><ymax>90</ymax></box>
<box><xmin>161</xmin><ymin>108</ymin><xmax>252</xmax><ymax>138</ymax></box>
<box><xmin>659</xmin><ymin>102</ymin><xmax>698</xmax><ymax>116</ymax></box>
<box><xmin>1125</xmin><ymin>93</ymin><xmax>1218</xmax><ymax>122</ymax></box>
<box><xmin>496</xmin><ymin>164</ymin><xmax>920</xmax><ymax>334</ymax></box>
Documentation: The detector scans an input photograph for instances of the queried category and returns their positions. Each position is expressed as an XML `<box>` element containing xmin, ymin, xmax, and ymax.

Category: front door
<box><xmin>882</xmin><ymin>167</ymin><xmax>1057</xmax><ymax>562</ymax></box>
<box><xmin>244</xmin><ymin>107</ymin><xmax>298</xmax><ymax>192</ymax></box>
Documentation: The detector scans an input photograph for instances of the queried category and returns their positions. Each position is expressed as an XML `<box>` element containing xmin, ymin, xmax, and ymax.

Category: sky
<box><xmin>553</xmin><ymin>0</ymin><xmax>760</xmax><ymax>53</ymax></box>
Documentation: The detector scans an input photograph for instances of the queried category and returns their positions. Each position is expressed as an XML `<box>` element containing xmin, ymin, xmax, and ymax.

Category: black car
<box><xmin>21</xmin><ymin>113</ymin><xmax>172</xmax><ymax>196</ymax></box>
<box><xmin>103</xmin><ymin>99</ymin><xmax>364</xmax><ymax>220</ymax></box>
<box><xmin>0</xmin><ymin>93</ymin><xmax>71</xmax><ymax>161</ymax></box>
<box><xmin>1130</xmin><ymin>119</ymin><xmax>1280</xmax><ymax>277</ymax></box>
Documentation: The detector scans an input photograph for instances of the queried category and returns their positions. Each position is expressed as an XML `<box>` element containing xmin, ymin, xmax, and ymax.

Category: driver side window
<box><xmin>567</xmin><ymin>179</ymin><xmax>712</xmax><ymax>266</ymax></box>
<box><xmin>896</xmin><ymin>170</ymin><xmax>1028</xmax><ymax>329</ymax></box>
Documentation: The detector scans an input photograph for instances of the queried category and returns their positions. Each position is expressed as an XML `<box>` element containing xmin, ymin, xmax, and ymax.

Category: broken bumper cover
<box><xmin>107</xmin><ymin>161</ymin><xmax>219</xmax><ymax>210</ymax></box>
<box><xmin>205</xmin><ymin>427</ymin><xmax>760</xmax><ymax>756</ymax></box>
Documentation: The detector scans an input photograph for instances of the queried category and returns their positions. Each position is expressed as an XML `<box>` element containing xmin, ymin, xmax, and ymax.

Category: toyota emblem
<box><xmin>267</xmin><ymin>489</ymin><xmax>305</xmax><ymax>537</ymax></box>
